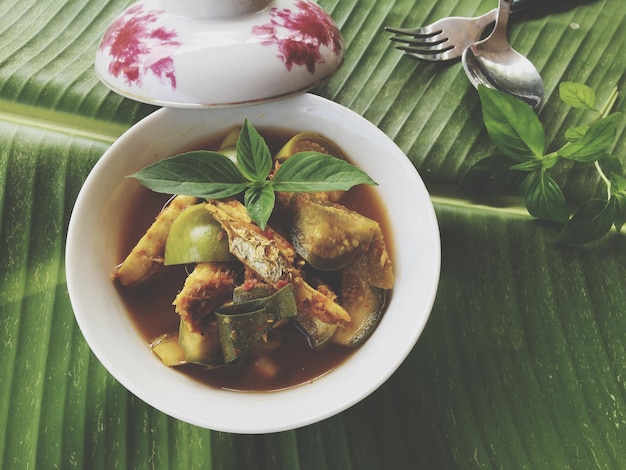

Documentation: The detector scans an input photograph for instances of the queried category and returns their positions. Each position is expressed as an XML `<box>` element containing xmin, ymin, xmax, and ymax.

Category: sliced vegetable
<box><xmin>219</xmin><ymin>126</ymin><xmax>242</xmax><ymax>150</ymax></box>
<box><xmin>164</xmin><ymin>203</ymin><xmax>234</xmax><ymax>265</ymax></box>
<box><xmin>218</xmin><ymin>127</ymin><xmax>241</xmax><ymax>165</ymax></box>
<box><xmin>275</xmin><ymin>131</ymin><xmax>344</xmax><ymax>163</ymax></box>
<box><xmin>178</xmin><ymin>319</ymin><xmax>225</xmax><ymax>367</ymax></box>
<box><xmin>291</xmin><ymin>277</ymin><xmax>338</xmax><ymax>348</ymax></box>
<box><xmin>215</xmin><ymin>284</ymin><xmax>297</xmax><ymax>363</ymax></box>
<box><xmin>233</xmin><ymin>282</ymin><xmax>275</xmax><ymax>303</ymax></box>
<box><xmin>287</xmin><ymin>194</ymin><xmax>379</xmax><ymax>271</ymax></box>
<box><xmin>293</xmin><ymin>313</ymin><xmax>337</xmax><ymax>349</ymax></box>
<box><xmin>219</xmin><ymin>146</ymin><xmax>238</xmax><ymax>165</ymax></box>
<box><xmin>150</xmin><ymin>333</ymin><xmax>187</xmax><ymax>366</ymax></box>
<box><xmin>349</xmin><ymin>231</ymin><xmax>394</xmax><ymax>290</ymax></box>
<box><xmin>113</xmin><ymin>195</ymin><xmax>198</xmax><ymax>286</ymax></box>
<box><xmin>332</xmin><ymin>263</ymin><xmax>387</xmax><ymax>347</ymax></box>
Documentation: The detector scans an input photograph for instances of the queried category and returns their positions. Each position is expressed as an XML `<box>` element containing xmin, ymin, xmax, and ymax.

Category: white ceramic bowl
<box><xmin>66</xmin><ymin>93</ymin><xmax>440</xmax><ymax>434</ymax></box>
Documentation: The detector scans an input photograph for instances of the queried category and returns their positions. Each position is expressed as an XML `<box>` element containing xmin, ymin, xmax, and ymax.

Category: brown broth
<box><xmin>116</xmin><ymin>128</ymin><xmax>393</xmax><ymax>392</ymax></box>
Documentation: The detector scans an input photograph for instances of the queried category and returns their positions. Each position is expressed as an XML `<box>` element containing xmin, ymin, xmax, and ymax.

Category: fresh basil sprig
<box><xmin>460</xmin><ymin>82</ymin><xmax>623</xmax><ymax>244</ymax></box>
<box><xmin>130</xmin><ymin>118</ymin><xmax>377</xmax><ymax>229</ymax></box>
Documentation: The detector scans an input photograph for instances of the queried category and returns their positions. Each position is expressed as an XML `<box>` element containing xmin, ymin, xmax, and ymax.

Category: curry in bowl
<box><xmin>112</xmin><ymin>122</ymin><xmax>394</xmax><ymax>391</ymax></box>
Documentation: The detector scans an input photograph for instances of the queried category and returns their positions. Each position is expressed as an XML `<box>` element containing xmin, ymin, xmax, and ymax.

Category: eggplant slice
<box><xmin>333</xmin><ymin>260</ymin><xmax>387</xmax><ymax>347</ymax></box>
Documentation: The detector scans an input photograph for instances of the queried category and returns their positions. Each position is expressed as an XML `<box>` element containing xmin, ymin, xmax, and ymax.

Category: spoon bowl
<box><xmin>462</xmin><ymin>0</ymin><xmax>544</xmax><ymax>108</ymax></box>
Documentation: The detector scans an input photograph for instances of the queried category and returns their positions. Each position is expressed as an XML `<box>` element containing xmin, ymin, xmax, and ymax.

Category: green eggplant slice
<box><xmin>287</xmin><ymin>195</ymin><xmax>379</xmax><ymax>271</ymax></box>
<box><xmin>333</xmin><ymin>263</ymin><xmax>387</xmax><ymax>347</ymax></box>
<box><xmin>164</xmin><ymin>203</ymin><xmax>234</xmax><ymax>265</ymax></box>
<box><xmin>150</xmin><ymin>332</ymin><xmax>187</xmax><ymax>367</ymax></box>
<box><xmin>292</xmin><ymin>312</ymin><xmax>337</xmax><ymax>349</ymax></box>
<box><xmin>178</xmin><ymin>318</ymin><xmax>225</xmax><ymax>367</ymax></box>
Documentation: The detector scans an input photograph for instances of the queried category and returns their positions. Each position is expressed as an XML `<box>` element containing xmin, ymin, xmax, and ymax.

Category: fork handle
<box><xmin>511</xmin><ymin>0</ymin><xmax>546</xmax><ymax>13</ymax></box>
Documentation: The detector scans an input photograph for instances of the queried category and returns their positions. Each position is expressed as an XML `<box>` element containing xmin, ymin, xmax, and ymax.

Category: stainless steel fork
<box><xmin>385</xmin><ymin>0</ymin><xmax>541</xmax><ymax>62</ymax></box>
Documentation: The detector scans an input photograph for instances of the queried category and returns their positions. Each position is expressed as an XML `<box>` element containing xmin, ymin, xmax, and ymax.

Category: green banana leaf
<box><xmin>1</xmin><ymin>0</ymin><xmax>626</xmax><ymax>468</ymax></box>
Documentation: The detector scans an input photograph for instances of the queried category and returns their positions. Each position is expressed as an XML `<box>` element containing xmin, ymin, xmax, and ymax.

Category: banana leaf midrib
<box><xmin>0</xmin><ymin>96</ymin><xmax>544</xmax><ymax>219</ymax></box>
<box><xmin>0</xmin><ymin>99</ymin><xmax>126</xmax><ymax>144</ymax></box>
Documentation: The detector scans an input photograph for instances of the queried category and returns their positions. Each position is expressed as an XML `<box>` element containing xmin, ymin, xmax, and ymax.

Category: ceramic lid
<box><xmin>94</xmin><ymin>0</ymin><xmax>344</xmax><ymax>108</ymax></box>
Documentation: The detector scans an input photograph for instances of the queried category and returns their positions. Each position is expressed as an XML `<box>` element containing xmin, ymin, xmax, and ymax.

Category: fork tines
<box><xmin>385</xmin><ymin>26</ymin><xmax>455</xmax><ymax>61</ymax></box>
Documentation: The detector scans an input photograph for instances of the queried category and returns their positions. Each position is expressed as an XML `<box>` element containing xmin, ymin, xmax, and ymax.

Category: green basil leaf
<box><xmin>559</xmin><ymin>82</ymin><xmax>596</xmax><ymax>110</ymax></box>
<box><xmin>541</xmin><ymin>153</ymin><xmax>561</xmax><ymax>170</ymax></box>
<box><xmin>478</xmin><ymin>85</ymin><xmax>545</xmax><ymax>159</ymax></box>
<box><xmin>599</xmin><ymin>154</ymin><xmax>623</xmax><ymax>178</ymax></box>
<box><xmin>525</xmin><ymin>170</ymin><xmax>569</xmax><ymax>223</ymax></box>
<box><xmin>557</xmin><ymin>113</ymin><xmax>622</xmax><ymax>162</ymax></box>
<box><xmin>510</xmin><ymin>159</ymin><xmax>543</xmax><ymax>172</ymax></box>
<box><xmin>130</xmin><ymin>151</ymin><xmax>247</xmax><ymax>199</ymax></box>
<box><xmin>610</xmin><ymin>173</ymin><xmax>626</xmax><ymax>232</ymax></box>
<box><xmin>553</xmin><ymin>198</ymin><xmax>615</xmax><ymax>244</ymax></box>
<box><xmin>244</xmin><ymin>182</ymin><xmax>275</xmax><ymax>229</ymax></box>
<box><xmin>272</xmin><ymin>152</ymin><xmax>377</xmax><ymax>192</ymax></box>
<box><xmin>612</xmin><ymin>193</ymin><xmax>626</xmax><ymax>232</ymax></box>
<box><xmin>458</xmin><ymin>154</ymin><xmax>528</xmax><ymax>197</ymax></box>
<box><xmin>611</xmin><ymin>173</ymin><xmax>626</xmax><ymax>194</ymax></box>
<box><xmin>236</xmin><ymin>118</ymin><xmax>273</xmax><ymax>182</ymax></box>
<box><xmin>564</xmin><ymin>125</ymin><xmax>589</xmax><ymax>142</ymax></box>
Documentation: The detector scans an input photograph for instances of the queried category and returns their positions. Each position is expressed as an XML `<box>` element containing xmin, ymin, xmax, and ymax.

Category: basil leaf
<box><xmin>610</xmin><ymin>174</ymin><xmax>626</xmax><ymax>232</ymax></box>
<box><xmin>510</xmin><ymin>159</ymin><xmax>543</xmax><ymax>172</ymax></box>
<box><xmin>525</xmin><ymin>169</ymin><xmax>569</xmax><ymax>223</ymax></box>
<box><xmin>612</xmin><ymin>194</ymin><xmax>626</xmax><ymax>232</ymax></box>
<box><xmin>599</xmin><ymin>154</ymin><xmax>623</xmax><ymax>177</ymax></box>
<box><xmin>559</xmin><ymin>82</ymin><xmax>596</xmax><ymax>110</ymax></box>
<box><xmin>553</xmin><ymin>198</ymin><xmax>615</xmax><ymax>244</ymax></box>
<box><xmin>236</xmin><ymin>118</ymin><xmax>273</xmax><ymax>182</ymax></box>
<box><xmin>564</xmin><ymin>125</ymin><xmax>588</xmax><ymax>142</ymax></box>
<box><xmin>458</xmin><ymin>154</ymin><xmax>528</xmax><ymax>197</ymax></box>
<box><xmin>244</xmin><ymin>182</ymin><xmax>275</xmax><ymax>229</ymax></box>
<box><xmin>272</xmin><ymin>152</ymin><xmax>377</xmax><ymax>192</ymax></box>
<box><xmin>478</xmin><ymin>85</ymin><xmax>545</xmax><ymax>159</ymax></box>
<box><xmin>541</xmin><ymin>153</ymin><xmax>561</xmax><ymax>170</ymax></box>
<box><xmin>611</xmin><ymin>173</ymin><xmax>626</xmax><ymax>194</ymax></box>
<box><xmin>558</xmin><ymin>113</ymin><xmax>622</xmax><ymax>162</ymax></box>
<box><xmin>130</xmin><ymin>151</ymin><xmax>247</xmax><ymax>199</ymax></box>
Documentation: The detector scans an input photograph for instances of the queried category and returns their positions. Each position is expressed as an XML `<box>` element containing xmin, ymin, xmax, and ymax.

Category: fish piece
<box><xmin>206</xmin><ymin>200</ymin><xmax>350</xmax><ymax>324</ymax></box>
<box><xmin>112</xmin><ymin>195</ymin><xmax>198</xmax><ymax>287</ymax></box>
<box><xmin>173</xmin><ymin>262</ymin><xmax>238</xmax><ymax>332</ymax></box>
<box><xmin>205</xmin><ymin>200</ymin><xmax>295</xmax><ymax>286</ymax></box>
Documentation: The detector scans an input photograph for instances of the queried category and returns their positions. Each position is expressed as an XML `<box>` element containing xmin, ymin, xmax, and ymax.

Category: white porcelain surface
<box><xmin>94</xmin><ymin>0</ymin><xmax>344</xmax><ymax>107</ymax></box>
<box><xmin>66</xmin><ymin>94</ymin><xmax>440</xmax><ymax>433</ymax></box>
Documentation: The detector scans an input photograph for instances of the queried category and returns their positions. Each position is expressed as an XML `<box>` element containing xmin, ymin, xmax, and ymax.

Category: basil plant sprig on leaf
<box><xmin>130</xmin><ymin>119</ymin><xmax>377</xmax><ymax>229</ymax></box>
<box><xmin>460</xmin><ymin>82</ymin><xmax>624</xmax><ymax>245</ymax></box>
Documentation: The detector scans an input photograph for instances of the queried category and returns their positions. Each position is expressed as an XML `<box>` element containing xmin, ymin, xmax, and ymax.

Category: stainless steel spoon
<box><xmin>462</xmin><ymin>0</ymin><xmax>544</xmax><ymax>108</ymax></box>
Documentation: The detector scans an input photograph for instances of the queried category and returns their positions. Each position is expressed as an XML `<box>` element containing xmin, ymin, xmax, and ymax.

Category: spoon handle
<box><xmin>491</xmin><ymin>0</ymin><xmax>512</xmax><ymax>44</ymax></box>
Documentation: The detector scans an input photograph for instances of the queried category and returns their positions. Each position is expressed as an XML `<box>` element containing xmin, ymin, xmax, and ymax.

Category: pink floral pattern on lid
<box><xmin>99</xmin><ymin>4</ymin><xmax>181</xmax><ymax>89</ymax></box>
<box><xmin>252</xmin><ymin>0</ymin><xmax>343</xmax><ymax>73</ymax></box>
